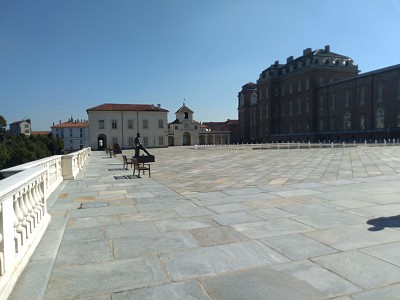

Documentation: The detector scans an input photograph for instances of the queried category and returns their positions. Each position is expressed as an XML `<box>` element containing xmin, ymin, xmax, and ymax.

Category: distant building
<box><xmin>168</xmin><ymin>102</ymin><xmax>238</xmax><ymax>145</ymax></box>
<box><xmin>168</xmin><ymin>103</ymin><xmax>200</xmax><ymax>146</ymax></box>
<box><xmin>86</xmin><ymin>103</ymin><xmax>169</xmax><ymax>150</ymax></box>
<box><xmin>238</xmin><ymin>45</ymin><xmax>400</xmax><ymax>142</ymax></box>
<box><xmin>9</xmin><ymin>119</ymin><xmax>31</xmax><ymax>137</ymax></box>
<box><xmin>200</xmin><ymin>120</ymin><xmax>237</xmax><ymax>144</ymax></box>
<box><xmin>51</xmin><ymin>118</ymin><xmax>89</xmax><ymax>152</ymax></box>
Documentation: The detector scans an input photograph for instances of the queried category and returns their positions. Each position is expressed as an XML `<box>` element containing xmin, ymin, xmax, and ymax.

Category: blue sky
<box><xmin>1</xmin><ymin>0</ymin><xmax>399</xmax><ymax>131</ymax></box>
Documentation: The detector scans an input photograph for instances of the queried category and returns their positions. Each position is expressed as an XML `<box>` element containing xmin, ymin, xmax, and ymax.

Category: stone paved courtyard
<box><xmin>9</xmin><ymin>145</ymin><xmax>400</xmax><ymax>299</ymax></box>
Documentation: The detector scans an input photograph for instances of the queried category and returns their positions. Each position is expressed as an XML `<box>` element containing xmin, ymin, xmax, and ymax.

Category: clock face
<box><xmin>183</xmin><ymin>121</ymin><xmax>190</xmax><ymax>129</ymax></box>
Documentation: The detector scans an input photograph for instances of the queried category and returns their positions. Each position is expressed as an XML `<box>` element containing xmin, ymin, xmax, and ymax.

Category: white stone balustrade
<box><xmin>0</xmin><ymin>147</ymin><xmax>91</xmax><ymax>299</ymax></box>
<box><xmin>61</xmin><ymin>147</ymin><xmax>91</xmax><ymax>180</ymax></box>
<box><xmin>0</xmin><ymin>167</ymin><xmax>50</xmax><ymax>298</ymax></box>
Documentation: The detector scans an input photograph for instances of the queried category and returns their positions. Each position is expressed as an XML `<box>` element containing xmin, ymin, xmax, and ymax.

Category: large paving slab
<box><xmin>9</xmin><ymin>146</ymin><xmax>400</xmax><ymax>300</ymax></box>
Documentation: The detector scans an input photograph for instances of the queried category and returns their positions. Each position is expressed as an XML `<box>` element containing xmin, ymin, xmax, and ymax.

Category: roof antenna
<box><xmin>183</xmin><ymin>98</ymin><xmax>186</xmax><ymax>106</ymax></box>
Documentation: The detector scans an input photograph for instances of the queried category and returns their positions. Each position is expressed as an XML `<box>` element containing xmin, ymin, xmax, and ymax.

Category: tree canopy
<box><xmin>0</xmin><ymin>123</ymin><xmax>64</xmax><ymax>171</ymax></box>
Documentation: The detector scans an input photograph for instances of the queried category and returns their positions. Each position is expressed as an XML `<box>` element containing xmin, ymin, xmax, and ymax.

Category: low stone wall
<box><xmin>0</xmin><ymin>147</ymin><xmax>91</xmax><ymax>299</ymax></box>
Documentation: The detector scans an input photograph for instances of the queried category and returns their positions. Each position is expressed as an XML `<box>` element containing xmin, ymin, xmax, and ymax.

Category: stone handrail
<box><xmin>0</xmin><ymin>147</ymin><xmax>91</xmax><ymax>299</ymax></box>
<box><xmin>61</xmin><ymin>147</ymin><xmax>91</xmax><ymax>180</ymax></box>
<box><xmin>1</xmin><ymin>156</ymin><xmax>63</xmax><ymax>197</ymax></box>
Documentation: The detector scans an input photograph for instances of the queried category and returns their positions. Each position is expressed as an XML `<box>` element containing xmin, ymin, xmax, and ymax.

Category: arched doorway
<box><xmin>97</xmin><ymin>134</ymin><xmax>107</xmax><ymax>150</ymax></box>
<box><xmin>168</xmin><ymin>136</ymin><xmax>175</xmax><ymax>146</ymax></box>
<box><xmin>183</xmin><ymin>132</ymin><xmax>191</xmax><ymax>146</ymax></box>
<box><xmin>199</xmin><ymin>135</ymin><xmax>206</xmax><ymax>144</ymax></box>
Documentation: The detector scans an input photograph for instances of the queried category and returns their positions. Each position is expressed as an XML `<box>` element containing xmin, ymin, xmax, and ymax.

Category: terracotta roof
<box><xmin>31</xmin><ymin>131</ymin><xmax>51</xmax><ymax>135</ymax></box>
<box><xmin>51</xmin><ymin>122</ymin><xmax>89</xmax><ymax>128</ymax></box>
<box><xmin>86</xmin><ymin>103</ymin><xmax>169</xmax><ymax>113</ymax></box>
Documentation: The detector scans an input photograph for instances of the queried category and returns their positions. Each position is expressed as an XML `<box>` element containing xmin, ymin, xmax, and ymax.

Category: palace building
<box><xmin>238</xmin><ymin>45</ymin><xmax>400</xmax><ymax>142</ymax></box>
<box><xmin>86</xmin><ymin>103</ymin><xmax>169</xmax><ymax>150</ymax></box>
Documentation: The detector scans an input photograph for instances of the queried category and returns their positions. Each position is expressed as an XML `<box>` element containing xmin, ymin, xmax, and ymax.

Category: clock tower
<box><xmin>168</xmin><ymin>101</ymin><xmax>200</xmax><ymax>146</ymax></box>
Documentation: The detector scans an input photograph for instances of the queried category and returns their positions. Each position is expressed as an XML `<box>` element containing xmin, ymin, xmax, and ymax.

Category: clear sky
<box><xmin>1</xmin><ymin>0</ymin><xmax>399</xmax><ymax>131</ymax></box>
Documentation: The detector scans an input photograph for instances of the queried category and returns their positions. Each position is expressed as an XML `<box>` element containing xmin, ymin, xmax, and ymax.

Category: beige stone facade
<box><xmin>168</xmin><ymin>103</ymin><xmax>200</xmax><ymax>146</ymax></box>
<box><xmin>86</xmin><ymin>103</ymin><xmax>169</xmax><ymax>150</ymax></box>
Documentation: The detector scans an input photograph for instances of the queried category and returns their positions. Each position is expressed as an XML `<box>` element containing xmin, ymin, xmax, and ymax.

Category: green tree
<box><xmin>0</xmin><ymin>115</ymin><xmax>7</xmax><ymax>141</ymax></box>
<box><xmin>0</xmin><ymin>143</ymin><xmax>10</xmax><ymax>170</ymax></box>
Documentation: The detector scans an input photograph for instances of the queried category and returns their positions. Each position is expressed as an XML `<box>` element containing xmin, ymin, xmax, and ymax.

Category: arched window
<box><xmin>251</xmin><ymin>92</ymin><xmax>257</xmax><ymax>104</ymax></box>
<box><xmin>376</xmin><ymin>109</ymin><xmax>384</xmax><ymax>129</ymax></box>
<box><xmin>239</xmin><ymin>94</ymin><xmax>244</xmax><ymax>106</ymax></box>
<box><xmin>184</xmin><ymin>112</ymin><xmax>189</xmax><ymax>119</ymax></box>
<box><xmin>344</xmin><ymin>113</ymin><xmax>351</xmax><ymax>131</ymax></box>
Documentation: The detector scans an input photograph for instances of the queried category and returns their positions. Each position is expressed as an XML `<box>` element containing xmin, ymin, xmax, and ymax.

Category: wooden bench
<box><xmin>122</xmin><ymin>155</ymin><xmax>133</xmax><ymax>170</ymax></box>
<box><xmin>132</xmin><ymin>158</ymin><xmax>151</xmax><ymax>178</ymax></box>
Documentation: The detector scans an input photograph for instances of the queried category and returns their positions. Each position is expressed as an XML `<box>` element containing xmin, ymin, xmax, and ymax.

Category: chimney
<box><xmin>325</xmin><ymin>45</ymin><xmax>330</xmax><ymax>52</ymax></box>
<box><xmin>274</xmin><ymin>60</ymin><xmax>279</xmax><ymax>66</ymax></box>
<box><xmin>303</xmin><ymin>48</ymin><xmax>312</xmax><ymax>56</ymax></box>
<box><xmin>157</xmin><ymin>104</ymin><xmax>161</xmax><ymax>108</ymax></box>
<box><xmin>287</xmin><ymin>56</ymin><xmax>293</xmax><ymax>63</ymax></box>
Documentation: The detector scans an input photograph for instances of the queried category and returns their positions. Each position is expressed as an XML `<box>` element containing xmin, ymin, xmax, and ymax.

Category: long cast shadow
<box><xmin>367</xmin><ymin>215</ymin><xmax>400</xmax><ymax>231</ymax></box>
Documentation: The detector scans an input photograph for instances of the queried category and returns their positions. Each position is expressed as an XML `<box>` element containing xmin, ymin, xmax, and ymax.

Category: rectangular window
<box><xmin>305</xmin><ymin>79</ymin><xmax>310</xmax><ymax>90</ymax></box>
<box><xmin>305</xmin><ymin>99</ymin><xmax>310</xmax><ymax>113</ymax></box>
<box><xmin>330</xmin><ymin>95</ymin><xmax>336</xmax><ymax>109</ymax></box>
<box><xmin>159</xmin><ymin>136</ymin><xmax>164</xmax><ymax>146</ymax></box>
<box><xmin>112</xmin><ymin>120</ymin><xmax>117</xmax><ymax>129</ymax></box>
<box><xmin>158</xmin><ymin>120</ymin><xmax>164</xmax><ymax>129</ymax></box>
<box><xmin>99</xmin><ymin>120</ymin><xmax>104</xmax><ymax>129</ymax></box>
<box><xmin>319</xmin><ymin>96</ymin><xmax>324</xmax><ymax>110</ymax></box>
<box><xmin>288</xmin><ymin>101</ymin><xmax>293</xmax><ymax>115</ymax></box>
<box><xmin>344</xmin><ymin>92</ymin><xmax>350</xmax><ymax>107</ymax></box>
<box><xmin>128</xmin><ymin>137</ymin><xmax>134</xmax><ymax>146</ymax></box>
<box><xmin>143</xmin><ymin>136</ymin><xmax>148</xmax><ymax>146</ymax></box>
<box><xmin>360</xmin><ymin>88</ymin><xmax>366</xmax><ymax>105</ymax></box>
<box><xmin>128</xmin><ymin>120</ymin><xmax>133</xmax><ymax>129</ymax></box>
<box><xmin>142</xmin><ymin>119</ymin><xmax>148</xmax><ymax>129</ymax></box>
<box><xmin>112</xmin><ymin>137</ymin><xmax>118</xmax><ymax>144</ymax></box>
<box><xmin>377</xmin><ymin>85</ymin><xmax>384</xmax><ymax>102</ymax></box>
<box><xmin>396</xmin><ymin>81</ymin><xmax>400</xmax><ymax>101</ymax></box>
<box><xmin>297</xmin><ymin>99</ymin><xmax>301</xmax><ymax>113</ymax></box>
<box><xmin>175</xmin><ymin>125</ymin><xmax>178</xmax><ymax>130</ymax></box>
<box><xmin>289</xmin><ymin>84</ymin><xmax>292</xmax><ymax>94</ymax></box>
<box><xmin>297</xmin><ymin>81</ymin><xmax>301</xmax><ymax>92</ymax></box>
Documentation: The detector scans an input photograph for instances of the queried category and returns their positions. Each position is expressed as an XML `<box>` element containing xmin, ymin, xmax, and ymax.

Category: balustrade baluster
<box><xmin>13</xmin><ymin>194</ymin><xmax>25</xmax><ymax>251</ymax></box>
<box><xmin>18</xmin><ymin>190</ymin><xmax>30</xmax><ymax>239</ymax></box>
<box><xmin>32</xmin><ymin>179</ymin><xmax>42</xmax><ymax>223</ymax></box>
<box><xmin>24</xmin><ymin>184</ymin><xmax>35</xmax><ymax>232</ymax></box>
<box><xmin>27</xmin><ymin>182</ymin><xmax>38</xmax><ymax>228</ymax></box>
<box><xmin>31</xmin><ymin>181</ymin><xmax>41</xmax><ymax>223</ymax></box>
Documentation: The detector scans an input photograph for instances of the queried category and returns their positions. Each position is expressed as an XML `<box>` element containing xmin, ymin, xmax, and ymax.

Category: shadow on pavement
<box><xmin>367</xmin><ymin>215</ymin><xmax>400</xmax><ymax>231</ymax></box>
